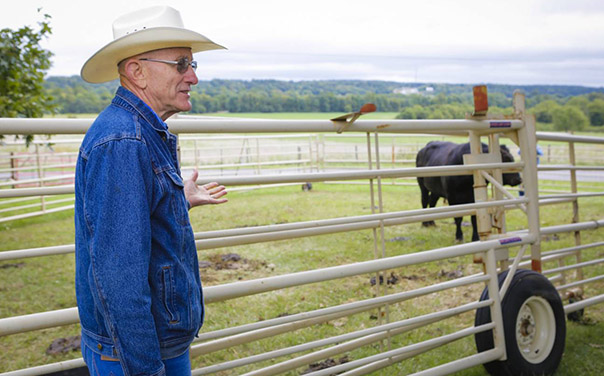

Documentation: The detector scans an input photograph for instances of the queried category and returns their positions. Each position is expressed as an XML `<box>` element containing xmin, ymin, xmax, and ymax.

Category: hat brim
<box><xmin>81</xmin><ymin>27</ymin><xmax>226</xmax><ymax>83</ymax></box>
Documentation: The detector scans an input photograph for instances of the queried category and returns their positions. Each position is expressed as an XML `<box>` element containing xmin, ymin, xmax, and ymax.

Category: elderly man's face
<box><xmin>139</xmin><ymin>47</ymin><xmax>198</xmax><ymax>120</ymax></box>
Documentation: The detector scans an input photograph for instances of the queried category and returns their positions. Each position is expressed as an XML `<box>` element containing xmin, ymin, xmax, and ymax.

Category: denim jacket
<box><xmin>74</xmin><ymin>87</ymin><xmax>203</xmax><ymax>376</ymax></box>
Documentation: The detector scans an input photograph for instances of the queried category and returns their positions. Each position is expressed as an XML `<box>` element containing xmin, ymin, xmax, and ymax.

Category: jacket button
<box><xmin>97</xmin><ymin>344</ymin><xmax>103</xmax><ymax>350</ymax></box>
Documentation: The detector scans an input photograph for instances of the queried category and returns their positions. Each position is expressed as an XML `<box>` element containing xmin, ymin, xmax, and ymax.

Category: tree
<box><xmin>529</xmin><ymin>100</ymin><xmax>561</xmax><ymax>123</ymax></box>
<box><xmin>587</xmin><ymin>99</ymin><xmax>604</xmax><ymax>126</ymax></box>
<box><xmin>565</xmin><ymin>96</ymin><xmax>590</xmax><ymax>115</ymax></box>
<box><xmin>0</xmin><ymin>10</ymin><xmax>55</xmax><ymax>144</ymax></box>
<box><xmin>552</xmin><ymin>105</ymin><xmax>589</xmax><ymax>132</ymax></box>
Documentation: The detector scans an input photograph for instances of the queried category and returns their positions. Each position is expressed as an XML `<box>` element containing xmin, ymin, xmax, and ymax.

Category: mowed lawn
<box><xmin>1</xmin><ymin>179</ymin><xmax>603</xmax><ymax>375</ymax></box>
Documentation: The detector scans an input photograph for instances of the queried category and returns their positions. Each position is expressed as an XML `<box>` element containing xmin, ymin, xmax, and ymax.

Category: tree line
<box><xmin>43</xmin><ymin>76</ymin><xmax>604</xmax><ymax>131</ymax></box>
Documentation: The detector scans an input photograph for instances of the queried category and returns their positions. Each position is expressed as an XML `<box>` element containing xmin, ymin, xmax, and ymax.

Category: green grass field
<box><xmin>1</xmin><ymin>180</ymin><xmax>603</xmax><ymax>375</ymax></box>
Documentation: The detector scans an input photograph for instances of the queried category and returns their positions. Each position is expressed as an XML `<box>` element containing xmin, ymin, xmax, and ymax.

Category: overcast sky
<box><xmin>3</xmin><ymin>0</ymin><xmax>604</xmax><ymax>87</ymax></box>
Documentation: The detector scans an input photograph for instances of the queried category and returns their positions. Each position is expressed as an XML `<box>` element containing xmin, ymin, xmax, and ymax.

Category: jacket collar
<box><xmin>113</xmin><ymin>86</ymin><xmax>170</xmax><ymax>134</ymax></box>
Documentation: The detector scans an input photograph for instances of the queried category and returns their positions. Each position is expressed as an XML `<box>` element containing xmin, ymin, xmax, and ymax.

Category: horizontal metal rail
<box><xmin>538</xmin><ymin>165</ymin><xmax>604</xmax><ymax>171</ymax></box>
<box><xmin>0</xmin><ymin>235</ymin><xmax>534</xmax><ymax>337</ymax></box>
<box><xmin>530</xmin><ymin>241</ymin><xmax>604</xmax><ymax>261</ymax></box>
<box><xmin>0</xmin><ymin>117</ymin><xmax>524</xmax><ymax>135</ymax></box>
<box><xmin>407</xmin><ymin>348</ymin><xmax>503</xmax><ymax>376</ymax></box>
<box><xmin>0</xmin><ymin>162</ymin><xmax>523</xmax><ymax>199</ymax></box>
<box><xmin>179</xmin><ymin>134</ymin><xmax>316</xmax><ymax>141</ymax></box>
<box><xmin>542</xmin><ymin>258</ymin><xmax>604</xmax><ymax>275</ymax></box>
<box><xmin>194</xmin><ymin>274</ymin><xmax>490</xmax><ymax>344</ymax></box>
<box><xmin>564</xmin><ymin>294</ymin><xmax>604</xmax><ymax>314</ymax></box>
<box><xmin>536</xmin><ymin>131</ymin><xmax>604</xmax><ymax>144</ymax></box>
<box><xmin>539</xmin><ymin>220</ymin><xmax>604</xmax><ymax>235</ymax></box>
<box><xmin>197</xmin><ymin>208</ymin><xmax>475</xmax><ymax>250</ymax></box>
<box><xmin>1</xmin><ymin>138</ymin><xmax>83</xmax><ymax>146</ymax></box>
<box><xmin>0</xmin><ymin>185</ymin><xmax>74</xmax><ymax>199</ymax></box>
<box><xmin>262</xmin><ymin>324</ymin><xmax>496</xmax><ymax>376</ymax></box>
<box><xmin>0</xmin><ymin>198</ymin><xmax>532</xmax><ymax>262</ymax></box>
<box><xmin>0</xmin><ymin>359</ymin><xmax>85</xmax><ymax>376</ymax></box>
<box><xmin>0</xmin><ymin>197</ymin><xmax>73</xmax><ymax>214</ymax></box>
<box><xmin>195</xmin><ymin>200</ymin><xmax>526</xmax><ymax>241</ymax></box>
<box><xmin>192</xmin><ymin>159</ymin><xmax>311</xmax><ymax>170</ymax></box>
<box><xmin>0</xmin><ymin>277</ymin><xmax>490</xmax><ymax>376</ymax></box>
<box><xmin>0</xmin><ymin>174</ymin><xmax>74</xmax><ymax>187</ymax></box>
<box><xmin>557</xmin><ymin>275</ymin><xmax>604</xmax><ymax>291</ymax></box>
<box><xmin>538</xmin><ymin>192</ymin><xmax>604</xmax><ymax>200</ymax></box>
<box><xmin>0</xmin><ymin>162</ymin><xmax>76</xmax><ymax>174</ymax></box>
<box><xmin>0</xmin><ymin>204</ymin><xmax>74</xmax><ymax>223</ymax></box>
<box><xmin>192</xmin><ymin>299</ymin><xmax>491</xmax><ymax>375</ymax></box>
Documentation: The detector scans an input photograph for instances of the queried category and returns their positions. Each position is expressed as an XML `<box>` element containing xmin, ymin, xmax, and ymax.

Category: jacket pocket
<box><xmin>161</xmin><ymin>266</ymin><xmax>180</xmax><ymax>324</ymax></box>
<box><xmin>165</xmin><ymin>169</ymin><xmax>190</xmax><ymax>226</ymax></box>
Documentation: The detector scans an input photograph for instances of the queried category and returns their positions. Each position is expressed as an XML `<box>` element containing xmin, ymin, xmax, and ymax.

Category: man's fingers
<box><xmin>212</xmin><ymin>189</ymin><xmax>227</xmax><ymax>198</ymax></box>
<box><xmin>190</xmin><ymin>169</ymin><xmax>199</xmax><ymax>182</ymax></box>
<box><xmin>203</xmin><ymin>181</ymin><xmax>219</xmax><ymax>189</ymax></box>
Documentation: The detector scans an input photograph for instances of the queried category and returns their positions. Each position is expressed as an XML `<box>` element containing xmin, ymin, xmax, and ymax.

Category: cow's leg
<box><xmin>419</xmin><ymin>179</ymin><xmax>436</xmax><ymax>227</ymax></box>
<box><xmin>471</xmin><ymin>215</ymin><xmax>479</xmax><ymax>242</ymax></box>
<box><xmin>424</xmin><ymin>193</ymin><xmax>440</xmax><ymax>226</ymax></box>
<box><xmin>454</xmin><ymin>216</ymin><xmax>464</xmax><ymax>243</ymax></box>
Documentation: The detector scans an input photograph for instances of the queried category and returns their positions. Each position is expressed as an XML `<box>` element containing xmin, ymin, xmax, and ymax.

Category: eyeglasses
<box><xmin>139</xmin><ymin>57</ymin><xmax>198</xmax><ymax>74</ymax></box>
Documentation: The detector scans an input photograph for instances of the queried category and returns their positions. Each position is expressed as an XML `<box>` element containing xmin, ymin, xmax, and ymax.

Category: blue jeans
<box><xmin>82</xmin><ymin>342</ymin><xmax>191</xmax><ymax>376</ymax></box>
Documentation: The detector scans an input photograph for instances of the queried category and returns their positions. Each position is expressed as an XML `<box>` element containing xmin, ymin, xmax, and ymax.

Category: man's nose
<box><xmin>185</xmin><ymin>66</ymin><xmax>198</xmax><ymax>85</ymax></box>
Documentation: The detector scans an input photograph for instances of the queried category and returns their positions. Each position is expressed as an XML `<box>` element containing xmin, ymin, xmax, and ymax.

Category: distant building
<box><xmin>393</xmin><ymin>86</ymin><xmax>434</xmax><ymax>95</ymax></box>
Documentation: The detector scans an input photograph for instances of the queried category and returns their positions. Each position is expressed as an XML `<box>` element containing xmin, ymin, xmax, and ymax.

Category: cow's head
<box><xmin>500</xmin><ymin>145</ymin><xmax>522</xmax><ymax>186</ymax></box>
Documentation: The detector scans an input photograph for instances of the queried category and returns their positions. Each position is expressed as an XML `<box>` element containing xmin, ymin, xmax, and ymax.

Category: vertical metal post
<box><xmin>307</xmin><ymin>135</ymin><xmax>313</xmax><ymax>173</ymax></box>
<box><xmin>219</xmin><ymin>148</ymin><xmax>224</xmax><ymax>175</ymax></box>
<box><xmin>514</xmin><ymin>90</ymin><xmax>542</xmax><ymax>272</ymax></box>
<box><xmin>194</xmin><ymin>139</ymin><xmax>199</xmax><ymax>170</ymax></box>
<box><xmin>484</xmin><ymin>248</ymin><xmax>508</xmax><ymax>361</ymax></box>
<box><xmin>365</xmin><ymin>133</ymin><xmax>384</xmax><ymax>332</ymax></box>
<box><xmin>35</xmin><ymin>144</ymin><xmax>46</xmax><ymax>211</ymax></box>
<box><xmin>373</xmin><ymin>132</ymin><xmax>391</xmax><ymax>349</ymax></box>
<box><xmin>488</xmin><ymin>134</ymin><xmax>506</xmax><ymax>237</ymax></box>
<box><xmin>255</xmin><ymin>138</ymin><xmax>261</xmax><ymax>175</ymax></box>
<box><xmin>374</xmin><ymin>133</ymin><xmax>386</xmax><ymax>262</ymax></box>
<box><xmin>568</xmin><ymin>141</ymin><xmax>583</xmax><ymax>280</ymax></box>
<box><xmin>468</xmin><ymin>131</ymin><xmax>490</xmax><ymax>240</ymax></box>
<box><xmin>488</xmin><ymin>134</ymin><xmax>509</xmax><ymax>270</ymax></box>
<box><xmin>391</xmin><ymin>137</ymin><xmax>395</xmax><ymax>169</ymax></box>
<box><xmin>322</xmin><ymin>134</ymin><xmax>326</xmax><ymax>172</ymax></box>
<box><xmin>10</xmin><ymin>152</ymin><xmax>17</xmax><ymax>189</ymax></box>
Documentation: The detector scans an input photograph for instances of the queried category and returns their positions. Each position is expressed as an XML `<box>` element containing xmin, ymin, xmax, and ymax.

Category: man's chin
<box><xmin>176</xmin><ymin>102</ymin><xmax>192</xmax><ymax>113</ymax></box>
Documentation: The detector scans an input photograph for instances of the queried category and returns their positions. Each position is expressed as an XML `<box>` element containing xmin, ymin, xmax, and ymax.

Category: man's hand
<box><xmin>184</xmin><ymin>169</ymin><xmax>228</xmax><ymax>209</ymax></box>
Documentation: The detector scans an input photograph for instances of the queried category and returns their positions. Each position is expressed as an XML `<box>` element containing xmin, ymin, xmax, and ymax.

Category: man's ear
<box><xmin>121</xmin><ymin>59</ymin><xmax>147</xmax><ymax>89</ymax></box>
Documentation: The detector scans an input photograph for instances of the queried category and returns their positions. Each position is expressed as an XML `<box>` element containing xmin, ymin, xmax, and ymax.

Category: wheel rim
<box><xmin>515</xmin><ymin>296</ymin><xmax>556</xmax><ymax>364</ymax></box>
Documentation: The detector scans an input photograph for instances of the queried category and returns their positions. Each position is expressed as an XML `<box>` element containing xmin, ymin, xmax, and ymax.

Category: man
<box><xmin>75</xmin><ymin>6</ymin><xmax>227</xmax><ymax>375</ymax></box>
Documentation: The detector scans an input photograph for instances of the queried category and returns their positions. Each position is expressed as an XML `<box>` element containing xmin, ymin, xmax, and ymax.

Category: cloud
<box><xmin>4</xmin><ymin>0</ymin><xmax>604</xmax><ymax>86</ymax></box>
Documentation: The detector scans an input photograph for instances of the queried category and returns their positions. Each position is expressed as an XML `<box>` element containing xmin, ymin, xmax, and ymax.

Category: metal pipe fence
<box><xmin>1</xmin><ymin>95</ymin><xmax>604</xmax><ymax>375</ymax></box>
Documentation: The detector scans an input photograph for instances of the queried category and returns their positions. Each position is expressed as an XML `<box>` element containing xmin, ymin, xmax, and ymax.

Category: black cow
<box><xmin>416</xmin><ymin>141</ymin><xmax>522</xmax><ymax>242</ymax></box>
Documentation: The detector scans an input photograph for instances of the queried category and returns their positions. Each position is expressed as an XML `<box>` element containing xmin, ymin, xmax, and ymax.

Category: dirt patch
<box><xmin>199</xmin><ymin>253</ymin><xmax>274</xmax><ymax>284</ymax></box>
<box><xmin>369</xmin><ymin>272</ymin><xmax>400</xmax><ymax>286</ymax></box>
<box><xmin>0</xmin><ymin>262</ymin><xmax>25</xmax><ymax>269</ymax></box>
<box><xmin>46</xmin><ymin>335</ymin><xmax>81</xmax><ymax>355</ymax></box>
<box><xmin>386</xmin><ymin>236</ymin><xmax>412</xmax><ymax>242</ymax></box>
<box><xmin>437</xmin><ymin>266</ymin><xmax>464</xmax><ymax>279</ymax></box>
<box><xmin>199</xmin><ymin>253</ymin><xmax>269</xmax><ymax>271</ymax></box>
<box><xmin>301</xmin><ymin>356</ymin><xmax>350</xmax><ymax>375</ymax></box>
<box><xmin>542</xmin><ymin>234</ymin><xmax>560</xmax><ymax>242</ymax></box>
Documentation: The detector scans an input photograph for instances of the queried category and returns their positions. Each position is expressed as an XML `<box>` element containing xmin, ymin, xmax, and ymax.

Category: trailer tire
<box><xmin>474</xmin><ymin>269</ymin><xmax>566</xmax><ymax>376</ymax></box>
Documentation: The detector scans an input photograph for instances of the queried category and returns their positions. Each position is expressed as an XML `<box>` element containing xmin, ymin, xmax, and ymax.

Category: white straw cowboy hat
<box><xmin>81</xmin><ymin>6</ymin><xmax>225</xmax><ymax>83</ymax></box>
